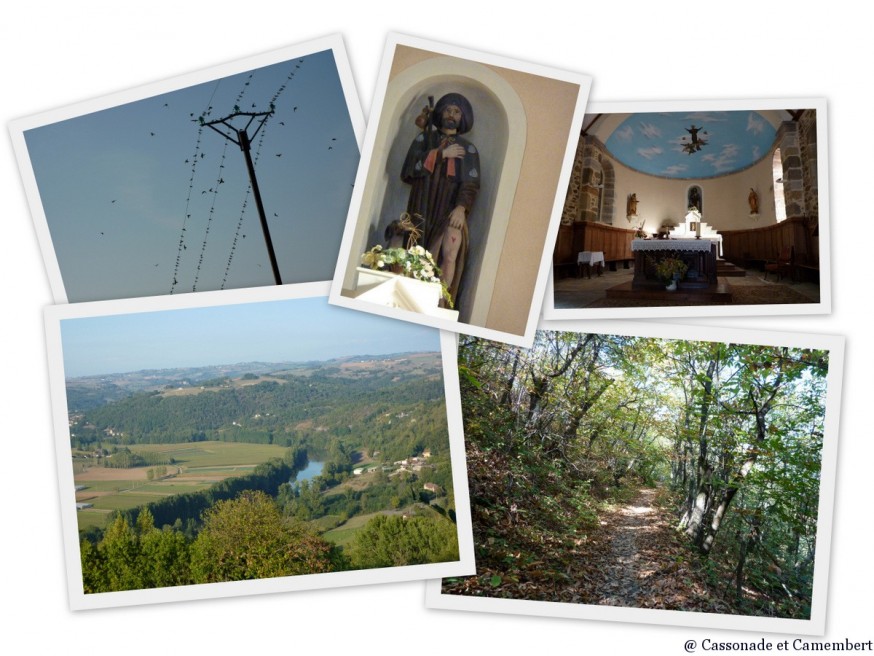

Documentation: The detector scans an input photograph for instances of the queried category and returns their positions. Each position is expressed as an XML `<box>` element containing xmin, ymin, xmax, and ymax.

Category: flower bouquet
<box><xmin>633</xmin><ymin>219</ymin><xmax>649</xmax><ymax>239</ymax></box>
<box><xmin>653</xmin><ymin>257</ymin><xmax>688</xmax><ymax>290</ymax></box>
<box><xmin>361</xmin><ymin>244</ymin><xmax>453</xmax><ymax>308</ymax></box>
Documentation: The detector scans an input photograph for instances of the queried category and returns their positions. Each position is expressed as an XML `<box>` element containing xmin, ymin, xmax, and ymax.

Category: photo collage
<box><xmin>10</xmin><ymin>30</ymin><xmax>842</xmax><ymax>640</ymax></box>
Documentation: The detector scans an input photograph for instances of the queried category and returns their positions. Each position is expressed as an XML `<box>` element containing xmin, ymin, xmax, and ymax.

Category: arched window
<box><xmin>772</xmin><ymin>148</ymin><xmax>787</xmax><ymax>222</ymax></box>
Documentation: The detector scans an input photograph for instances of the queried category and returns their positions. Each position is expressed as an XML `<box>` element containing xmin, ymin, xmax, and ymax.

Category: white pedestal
<box><xmin>353</xmin><ymin>267</ymin><xmax>459</xmax><ymax>321</ymax></box>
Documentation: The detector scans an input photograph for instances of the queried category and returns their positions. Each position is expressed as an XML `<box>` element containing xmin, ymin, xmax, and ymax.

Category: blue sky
<box><xmin>604</xmin><ymin>111</ymin><xmax>777</xmax><ymax>179</ymax></box>
<box><xmin>25</xmin><ymin>49</ymin><xmax>358</xmax><ymax>302</ymax></box>
<box><xmin>60</xmin><ymin>296</ymin><xmax>441</xmax><ymax>377</ymax></box>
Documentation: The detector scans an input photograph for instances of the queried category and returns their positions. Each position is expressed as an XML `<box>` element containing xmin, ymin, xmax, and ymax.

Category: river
<box><xmin>291</xmin><ymin>459</ymin><xmax>324</xmax><ymax>484</ymax></box>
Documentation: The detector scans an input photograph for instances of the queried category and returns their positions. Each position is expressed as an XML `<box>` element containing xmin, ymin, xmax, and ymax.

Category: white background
<box><xmin>2</xmin><ymin>1</ymin><xmax>869</xmax><ymax>653</ymax></box>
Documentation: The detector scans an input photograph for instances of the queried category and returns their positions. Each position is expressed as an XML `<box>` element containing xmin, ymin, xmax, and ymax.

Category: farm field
<box><xmin>319</xmin><ymin>505</ymin><xmax>439</xmax><ymax>548</ymax></box>
<box><xmin>128</xmin><ymin>441</ymin><xmax>288</xmax><ymax>468</ymax></box>
<box><xmin>322</xmin><ymin>511</ymin><xmax>398</xmax><ymax>547</ymax></box>
<box><xmin>159</xmin><ymin>375</ymin><xmax>289</xmax><ymax>398</ymax></box>
<box><xmin>76</xmin><ymin>509</ymin><xmax>114</xmax><ymax>531</ymax></box>
<box><xmin>74</xmin><ymin>441</ymin><xmax>289</xmax><ymax>531</ymax></box>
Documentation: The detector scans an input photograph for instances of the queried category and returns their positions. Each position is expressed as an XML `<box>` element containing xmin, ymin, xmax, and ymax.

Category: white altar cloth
<box><xmin>632</xmin><ymin>238</ymin><xmax>717</xmax><ymax>253</ymax></box>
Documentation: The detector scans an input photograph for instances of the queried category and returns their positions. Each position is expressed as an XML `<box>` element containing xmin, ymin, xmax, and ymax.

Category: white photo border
<box><xmin>426</xmin><ymin>318</ymin><xmax>844</xmax><ymax>636</ymax></box>
<box><xmin>329</xmin><ymin>32</ymin><xmax>592</xmax><ymax>349</ymax></box>
<box><xmin>11</xmin><ymin>34</ymin><xmax>365</xmax><ymax>304</ymax></box>
<box><xmin>542</xmin><ymin>97</ymin><xmax>831</xmax><ymax>321</ymax></box>
<box><xmin>45</xmin><ymin>281</ymin><xmax>474</xmax><ymax>610</ymax></box>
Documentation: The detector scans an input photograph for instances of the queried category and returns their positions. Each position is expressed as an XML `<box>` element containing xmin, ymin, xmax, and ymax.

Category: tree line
<box><xmin>82</xmin><ymin>447</ymin><xmax>309</xmax><ymax>543</ymax></box>
<box><xmin>69</xmin><ymin>370</ymin><xmax>447</xmax><ymax>462</ymax></box>
<box><xmin>81</xmin><ymin>491</ymin><xmax>459</xmax><ymax>593</ymax></box>
<box><xmin>80</xmin><ymin>445</ymin><xmax>460</xmax><ymax>592</ymax></box>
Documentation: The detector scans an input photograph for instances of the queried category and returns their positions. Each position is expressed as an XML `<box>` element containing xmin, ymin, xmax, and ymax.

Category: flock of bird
<box><xmin>95</xmin><ymin>56</ymin><xmax>343</xmax><ymax>295</ymax></box>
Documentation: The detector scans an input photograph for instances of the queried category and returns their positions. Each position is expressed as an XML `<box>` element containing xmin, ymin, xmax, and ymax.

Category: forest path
<box><xmin>590</xmin><ymin>487</ymin><xmax>658</xmax><ymax>607</ymax></box>
<box><xmin>583</xmin><ymin>486</ymin><xmax>718</xmax><ymax>610</ymax></box>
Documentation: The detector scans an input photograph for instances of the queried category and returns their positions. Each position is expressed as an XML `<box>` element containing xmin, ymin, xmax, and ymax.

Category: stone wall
<box><xmin>798</xmin><ymin>109</ymin><xmax>818</xmax><ymax>223</ymax></box>
<box><xmin>776</xmin><ymin>122</ymin><xmax>805</xmax><ymax>218</ymax></box>
<box><xmin>560</xmin><ymin>136</ymin><xmax>586</xmax><ymax>225</ymax></box>
<box><xmin>560</xmin><ymin>135</ymin><xmax>615</xmax><ymax>225</ymax></box>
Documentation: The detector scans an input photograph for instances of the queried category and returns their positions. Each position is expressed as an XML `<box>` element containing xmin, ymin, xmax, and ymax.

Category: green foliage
<box><xmin>97</xmin><ymin>451</ymin><xmax>305</xmax><ymax>537</ymax></box>
<box><xmin>669</xmin><ymin>342</ymin><xmax>827</xmax><ymax>616</ymax></box>
<box><xmin>102</xmin><ymin>448</ymin><xmax>147</xmax><ymax>468</ymax></box>
<box><xmin>81</xmin><ymin>490</ymin><xmax>343</xmax><ymax>592</ymax></box>
<box><xmin>446</xmin><ymin>332</ymin><xmax>829</xmax><ymax>619</ymax></box>
<box><xmin>347</xmin><ymin>513</ymin><xmax>459</xmax><ymax>568</ymax></box>
<box><xmin>652</xmin><ymin>256</ymin><xmax>688</xmax><ymax>282</ymax></box>
<box><xmin>139</xmin><ymin>528</ymin><xmax>191</xmax><ymax>588</ymax></box>
<box><xmin>72</xmin><ymin>353</ymin><xmax>460</xmax><ymax>592</ymax></box>
<box><xmin>80</xmin><ymin>509</ymin><xmax>191</xmax><ymax>593</ymax></box>
<box><xmin>190</xmin><ymin>491</ymin><xmax>339</xmax><ymax>583</ymax></box>
<box><xmin>78</xmin><ymin>366</ymin><xmax>447</xmax><ymax>454</ymax></box>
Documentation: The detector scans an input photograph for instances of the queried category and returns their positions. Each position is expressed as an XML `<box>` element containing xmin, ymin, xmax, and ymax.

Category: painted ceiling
<box><xmin>600</xmin><ymin>111</ymin><xmax>779</xmax><ymax>179</ymax></box>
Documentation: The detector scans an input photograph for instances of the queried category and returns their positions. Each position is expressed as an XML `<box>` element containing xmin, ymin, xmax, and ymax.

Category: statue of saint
<box><xmin>400</xmin><ymin>93</ymin><xmax>480</xmax><ymax>307</ymax></box>
<box><xmin>627</xmin><ymin>193</ymin><xmax>639</xmax><ymax>217</ymax></box>
<box><xmin>748</xmin><ymin>188</ymin><xmax>759</xmax><ymax>214</ymax></box>
<box><xmin>688</xmin><ymin>186</ymin><xmax>702</xmax><ymax>213</ymax></box>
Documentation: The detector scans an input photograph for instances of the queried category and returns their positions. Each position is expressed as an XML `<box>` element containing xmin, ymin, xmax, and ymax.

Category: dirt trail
<box><xmin>443</xmin><ymin>481</ymin><xmax>725</xmax><ymax>613</ymax></box>
<box><xmin>590</xmin><ymin>487</ymin><xmax>667</xmax><ymax>608</ymax></box>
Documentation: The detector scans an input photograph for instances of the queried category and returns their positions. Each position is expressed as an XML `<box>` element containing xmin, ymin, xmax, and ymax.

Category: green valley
<box><xmin>68</xmin><ymin>352</ymin><xmax>460</xmax><ymax>592</ymax></box>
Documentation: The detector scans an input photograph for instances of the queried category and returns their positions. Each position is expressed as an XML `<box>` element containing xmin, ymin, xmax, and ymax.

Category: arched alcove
<box><xmin>687</xmin><ymin>185</ymin><xmax>702</xmax><ymax>213</ymax></box>
<box><xmin>345</xmin><ymin>56</ymin><xmax>526</xmax><ymax>325</ymax></box>
<box><xmin>772</xmin><ymin>148</ymin><xmax>787</xmax><ymax>222</ymax></box>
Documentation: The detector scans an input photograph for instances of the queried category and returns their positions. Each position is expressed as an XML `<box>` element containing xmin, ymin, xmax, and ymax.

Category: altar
<box><xmin>631</xmin><ymin>238</ymin><xmax>718</xmax><ymax>290</ymax></box>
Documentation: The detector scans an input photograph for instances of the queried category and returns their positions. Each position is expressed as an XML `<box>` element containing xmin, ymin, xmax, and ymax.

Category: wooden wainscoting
<box><xmin>554</xmin><ymin>222</ymin><xmax>636</xmax><ymax>277</ymax></box>
<box><xmin>719</xmin><ymin>216</ymin><xmax>818</xmax><ymax>274</ymax></box>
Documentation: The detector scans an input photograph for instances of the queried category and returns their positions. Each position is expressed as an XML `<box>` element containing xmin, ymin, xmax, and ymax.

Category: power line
<box><xmin>192</xmin><ymin>140</ymin><xmax>230</xmax><ymax>292</ymax></box>
<box><xmin>172</xmin><ymin>58</ymin><xmax>307</xmax><ymax>292</ymax></box>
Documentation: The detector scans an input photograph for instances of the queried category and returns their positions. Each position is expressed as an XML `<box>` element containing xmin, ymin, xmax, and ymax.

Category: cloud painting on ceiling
<box><xmin>603</xmin><ymin>111</ymin><xmax>777</xmax><ymax>179</ymax></box>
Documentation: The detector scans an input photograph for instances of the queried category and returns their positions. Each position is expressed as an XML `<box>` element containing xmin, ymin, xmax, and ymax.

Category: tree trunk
<box><xmin>687</xmin><ymin>369</ymin><xmax>783</xmax><ymax>554</ymax></box>
<box><xmin>681</xmin><ymin>357</ymin><xmax>718</xmax><ymax>544</ymax></box>
<box><xmin>500</xmin><ymin>349</ymin><xmax>521</xmax><ymax>409</ymax></box>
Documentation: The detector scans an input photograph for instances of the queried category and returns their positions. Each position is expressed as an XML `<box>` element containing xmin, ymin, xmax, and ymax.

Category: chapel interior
<box><xmin>551</xmin><ymin>108</ymin><xmax>821</xmax><ymax>308</ymax></box>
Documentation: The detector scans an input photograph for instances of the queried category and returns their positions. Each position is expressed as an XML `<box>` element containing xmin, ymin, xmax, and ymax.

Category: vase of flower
<box><xmin>653</xmin><ymin>257</ymin><xmax>688</xmax><ymax>291</ymax></box>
